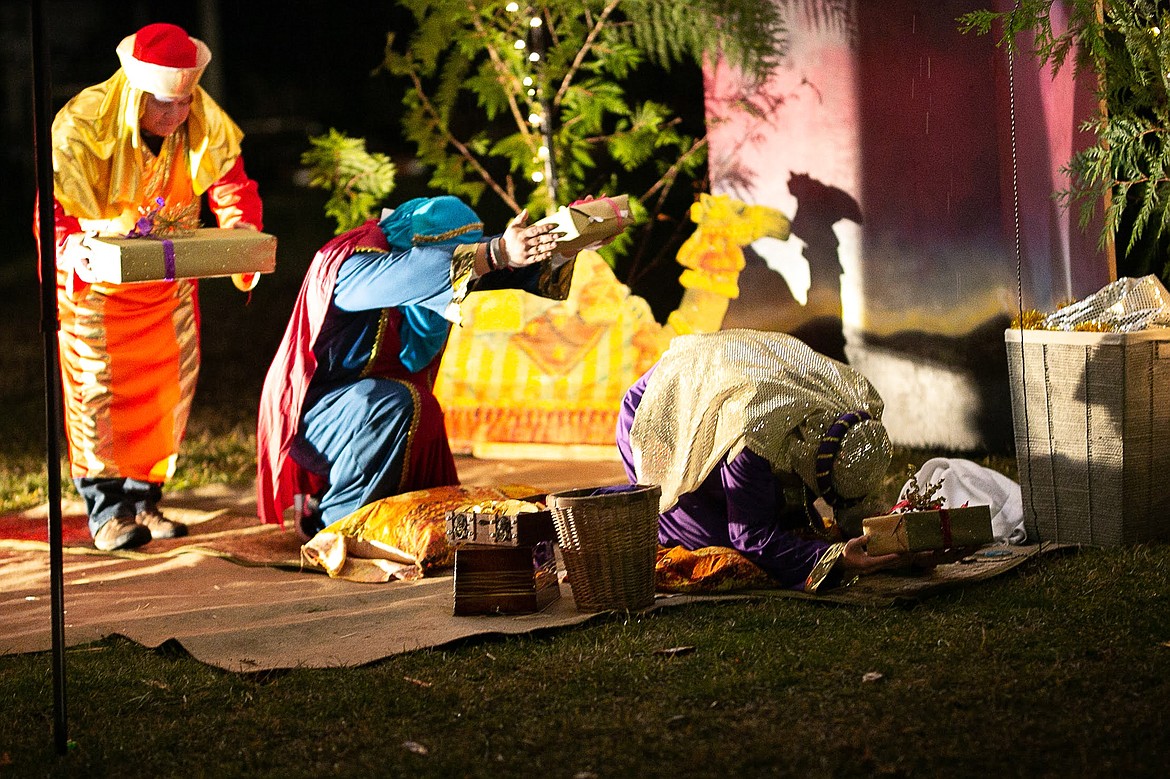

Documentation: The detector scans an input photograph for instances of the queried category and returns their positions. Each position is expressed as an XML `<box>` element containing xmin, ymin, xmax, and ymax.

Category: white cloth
<box><xmin>1042</xmin><ymin>274</ymin><xmax>1170</xmax><ymax>332</ymax></box>
<box><xmin>899</xmin><ymin>457</ymin><xmax>1027</xmax><ymax>545</ymax></box>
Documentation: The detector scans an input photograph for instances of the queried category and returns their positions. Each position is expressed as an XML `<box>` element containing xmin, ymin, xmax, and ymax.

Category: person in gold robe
<box><xmin>40</xmin><ymin>23</ymin><xmax>263</xmax><ymax>550</ymax></box>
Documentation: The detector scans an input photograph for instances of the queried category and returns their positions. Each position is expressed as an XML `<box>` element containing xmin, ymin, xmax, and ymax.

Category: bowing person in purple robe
<box><xmin>615</xmin><ymin>329</ymin><xmax>912</xmax><ymax>592</ymax></box>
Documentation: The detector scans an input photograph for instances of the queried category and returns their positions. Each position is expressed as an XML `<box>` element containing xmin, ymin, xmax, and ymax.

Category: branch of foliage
<box><xmin>378</xmin><ymin>0</ymin><xmax>782</xmax><ymax>261</ymax></box>
<box><xmin>957</xmin><ymin>0</ymin><xmax>1107</xmax><ymax>76</ymax></box>
<box><xmin>300</xmin><ymin>129</ymin><xmax>397</xmax><ymax>235</ymax></box>
<box><xmin>959</xmin><ymin>1</ymin><xmax>1170</xmax><ymax>271</ymax></box>
<box><xmin>402</xmin><ymin>58</ymin><xmax>523</xmax><ymax>212</ymax></box>
<box><xmin>618</xmin><ymin>0</ymin><xmax>786</xmax><ymax>83</ymax></box>
<box><xmin>554</xmin><ymin>0</ymin><xmax>622</xmax><ymax>107</ymax></box>
<box><xmin>642</xmin><ymin>134</ymin><xmax>709</xmax><ymax>210</ymax></box>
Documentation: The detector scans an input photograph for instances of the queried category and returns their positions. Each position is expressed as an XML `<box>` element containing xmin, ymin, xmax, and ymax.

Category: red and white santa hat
<box><xmin>115</xmin><ymin>23</ymin><xmax>211</xmax><ymax>101</ymax></box>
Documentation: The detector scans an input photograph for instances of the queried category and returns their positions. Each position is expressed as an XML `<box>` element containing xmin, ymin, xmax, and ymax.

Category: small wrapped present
<box><xmin>452</xmin><ymin>540</ymin><xmax>561</xmax><ymax>616</ymax></box>
<box><xmin>84</xmin><ymin>227</ymin><xmax>277</xmax><ymax>283</ymax></box>
<box><xmin>534</xmin><ymin>194</ymin><xmax>631</xmax><ymax>257</ymax></box>
<box><xmin>862</xmin><ymin>505</ymin><xmax>994</xmax><ymax>555</ymax></box>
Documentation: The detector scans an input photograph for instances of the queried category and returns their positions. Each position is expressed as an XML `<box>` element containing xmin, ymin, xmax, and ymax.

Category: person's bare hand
<box><xmin>838</xmin><ymin>535</ymin><xmax>913</xmax><ymax>575</ymax></box>
<box><xmin>500</xmin><ymin>209</ymin><xmax>561</xmax><ymax>268</ymax></box>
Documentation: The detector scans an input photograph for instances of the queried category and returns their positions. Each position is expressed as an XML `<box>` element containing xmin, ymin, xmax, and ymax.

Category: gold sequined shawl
<box><xmin>51</xmin><ymin>69</ymin><xmax>244</xmax><ymax>223</ymax></box>
<box><xmin>630</xmin><ymin>329</ymin><xmax>889</xmax><ymax>512</ymax></box>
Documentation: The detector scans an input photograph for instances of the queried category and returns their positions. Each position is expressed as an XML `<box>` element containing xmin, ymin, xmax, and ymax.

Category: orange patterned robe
<box><xmin>46</xmin><ymin>69</ymin><xmax>261</xmax><ymax>483</ymax></box>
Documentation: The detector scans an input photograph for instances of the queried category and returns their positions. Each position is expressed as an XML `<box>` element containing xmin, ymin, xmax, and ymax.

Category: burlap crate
<box><xmin>1005</xmin><ymin>327</ymin><xmax>1170</xmax><ymax>545</ymax></box>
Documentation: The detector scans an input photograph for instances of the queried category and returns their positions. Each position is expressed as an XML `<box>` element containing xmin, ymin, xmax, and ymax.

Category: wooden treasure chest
<box><xmin>444</xmin><ymin>496</ymin><xmax>556</xmax><ymax>547</ymax></box>
<box><xmin>452</xmin><ymin>540</ymin><xmax>561</xmax><ymax>616</ymax></box>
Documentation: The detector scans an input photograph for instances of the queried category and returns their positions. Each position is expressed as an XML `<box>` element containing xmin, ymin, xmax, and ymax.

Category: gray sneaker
<box><xmin>93</xmin><ymin>515</ymin><xmax>152</xmax><ymax>551</ymax></box>
<box><xmin>136</xmin><ymin>507</ymin><xmax>188</xmax><ymax>540</ymax></box>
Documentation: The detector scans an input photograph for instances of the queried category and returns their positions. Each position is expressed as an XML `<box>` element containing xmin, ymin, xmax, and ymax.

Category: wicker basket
<box><xmin>548</xmin><ymin>484</ymin><xmax>661</xmax><ymax>612</ymax></box>
<box><xmin>1005</xmin><ymin>327</ymin><xmax>1170</xmax><ymax>546</ymax></box>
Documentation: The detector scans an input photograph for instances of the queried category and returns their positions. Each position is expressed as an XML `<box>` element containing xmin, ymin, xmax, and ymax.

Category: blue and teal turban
<box><xmin>378</xmin><ymin>196</ymin><xmax>484</xmax><ymax>251</ymax></box>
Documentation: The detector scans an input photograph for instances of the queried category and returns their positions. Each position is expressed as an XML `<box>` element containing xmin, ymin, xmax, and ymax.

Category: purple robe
<box><xmin>616</xmin><ymin>366</ymin><xmax>832</xmax><ymax>589</ymax></box>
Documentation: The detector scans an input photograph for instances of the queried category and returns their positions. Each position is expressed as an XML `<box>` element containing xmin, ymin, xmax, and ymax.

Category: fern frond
<box><xmin>300</xmin><ymin>129</ymin><xmax>397</xmax><ymax>234</ymax></box>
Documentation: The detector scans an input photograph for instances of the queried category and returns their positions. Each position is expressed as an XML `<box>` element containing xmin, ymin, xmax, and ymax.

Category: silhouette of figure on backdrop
<box><xmin>722</xmin><ymin>172</ymin><xmax>863</xmax><ymax>363</ymax></box>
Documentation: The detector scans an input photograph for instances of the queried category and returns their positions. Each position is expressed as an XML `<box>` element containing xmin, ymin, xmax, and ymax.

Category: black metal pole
<box><xmin>29</xmin><ymin>0</ymin><xmax>69</xmax><ymax>755</ymax></box>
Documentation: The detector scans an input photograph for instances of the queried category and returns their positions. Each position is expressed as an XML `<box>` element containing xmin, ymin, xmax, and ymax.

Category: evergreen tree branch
<box><xmin>642</xmin><ymin>135</ymin><xmax>708</xmax><ymax>207</ymax></box>
<box><xmin>555</xmin><ymin>0</ymin><xmax>622</xmax><ymax>108</ymax></box>
<box><xmin>404</xmin><ymin>67</ymin><xmax>521</xmax><ymax>212</ymax></box>
<box><xmin>468</xmin><ymin>5</ymin><xmax>540</xmax><ymax>152</ymax></box>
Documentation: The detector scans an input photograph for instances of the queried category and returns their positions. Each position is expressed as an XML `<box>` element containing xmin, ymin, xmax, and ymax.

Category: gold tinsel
<box><xmin>1010</xmin><ymin>309</ymin><xmax>1049</xmax><ymax>330</ymax></box>
<box><xmin>897</xmin><ymin>464</ymin><xmax>945</xmax><ymax>511</ymax></box>
<box><xmin>1011</xmin><ymin>306</ymin><xmax>1118</xmax><ymax>333</ymax></box>
<box><xmin>149</xmin><ymin>201</ymin><xmax>201</xmax><ymax>236</ymax></box>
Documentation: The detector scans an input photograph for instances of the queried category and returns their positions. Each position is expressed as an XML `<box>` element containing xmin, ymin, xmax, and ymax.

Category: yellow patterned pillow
<box><xmin>302</xmin><ymin>484</ymin><xmax>541</xmax><ymax>581</ymax></box>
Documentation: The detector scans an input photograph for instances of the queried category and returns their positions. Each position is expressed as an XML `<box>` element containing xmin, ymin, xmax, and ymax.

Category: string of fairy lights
<box><xmin>505</xmin><ymin>2</ymin><xmax>557</xmax><ymax>203</ymax></box>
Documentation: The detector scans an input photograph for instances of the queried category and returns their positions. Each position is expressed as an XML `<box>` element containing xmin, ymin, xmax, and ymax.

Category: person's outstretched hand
<box><xmin>838</xmin><ymin>535</ymin><xmax>913</xmax><ymax>575</ymax></box>
<box><xmin>499</xmin><ymin>209</ymin><xmax>561</xmax><ymax>268</ymax></box>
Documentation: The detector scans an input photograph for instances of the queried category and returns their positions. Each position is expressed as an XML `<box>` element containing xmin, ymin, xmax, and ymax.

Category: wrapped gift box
<box><xmin>1005</xmin><ymin>327</ymin><xmax>1170</xmax><ymax>546</ymax></box>
<box><xmin>84</xmin><ymin>227</ymin><xmax>277</xmax><ymax>283</ymax></box>
<box><xmin>452</xmin><ymin>541</ymin><xmax>561</xmax><ymax>616</ymax></box>
<box><xmin>862</xmin><ymin>505</ymin><xmax>993</xmax><ymax>555</ymax></box>
<box><xmin>534</xmin><ymin>195</ymin><xmax>631</xmax><ymax>256</ymax></box>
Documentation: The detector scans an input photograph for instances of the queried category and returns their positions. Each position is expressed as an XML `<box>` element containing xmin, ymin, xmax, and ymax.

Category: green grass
<box><xmin>3</xmin><ymin>192</ymin><xmax>1169</xmax><ymax>776</ymax></box>
<box><xmin>4</xmin><ymin>546</ymin><xmax>1170</xmax><ymax>776</ymax></box>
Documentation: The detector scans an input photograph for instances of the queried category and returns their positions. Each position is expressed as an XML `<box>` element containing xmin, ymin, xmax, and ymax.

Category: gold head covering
<box><xmin>629</xmin><ymin>329</ymin><xmax>892</xmax><ymax>512</ymax></box>
<box><xmin>51</xmin><ymin>69</ymin><xmax>244</xmax><ymax>229</ymax></box>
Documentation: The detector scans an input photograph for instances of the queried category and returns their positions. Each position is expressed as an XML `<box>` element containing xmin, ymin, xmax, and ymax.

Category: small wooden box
<box><xmin>85</xmin><ymin>227</ymin><xmax>277</xmax><ymax>283</ymax></box>
<box><xmin>862</xmin><ymin>505</ymin><xmax>994</xmax><ymax>555</ymax></box>
<box><xmin>445</xmin><ymin>507</ymin><xmax>556</xmax><ymax>547</ymax></box>
<box><xmin>452</xmin><ymin>541</ymin><xmax>561</xmax><ymax>616</ymax></box>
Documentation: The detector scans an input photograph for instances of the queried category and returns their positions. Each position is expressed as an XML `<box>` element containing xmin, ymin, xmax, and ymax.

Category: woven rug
<box><xmin>0</xmin><ymin>458</ymin><xmax>1062</xmax><ymax>672</ymax></box>
<box><xmin>1</xmin><ymin>539</ymin><xmax>1060</xmax><ymax>672</ymax></box>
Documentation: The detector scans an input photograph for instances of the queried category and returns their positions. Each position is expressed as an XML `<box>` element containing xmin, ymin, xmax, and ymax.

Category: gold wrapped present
<box><xmin>84</xmin><ymin>227</ymin><xmax>277</xmax><ymax>283</ymax></box>
<box><xmin>862</xmin><ymin>505</ymin><xmax>993</xmax><ymax>555</ymax></box>
<box><xmin>534</xmin><ymin>194</ymin><xmax>631</xmax><ymax>257</ymax></box>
